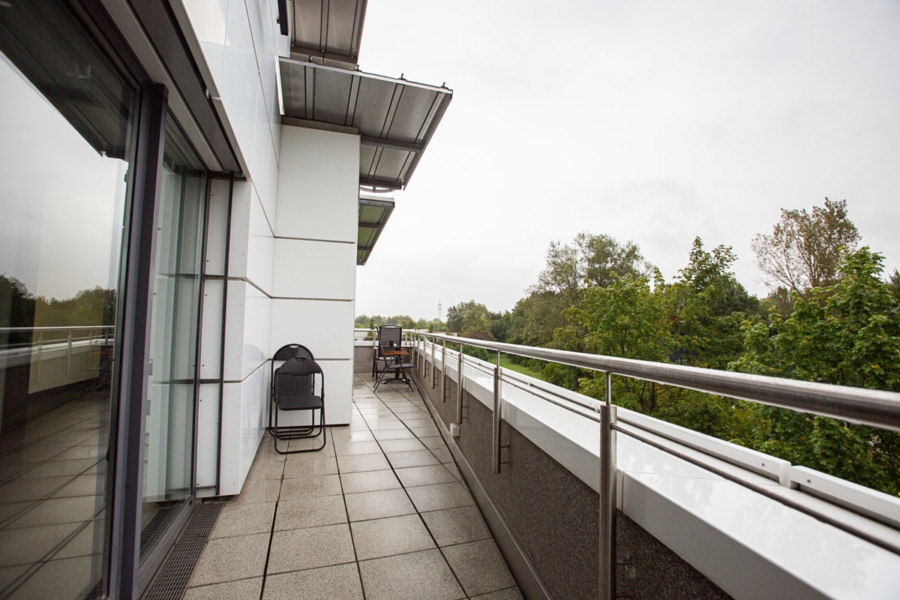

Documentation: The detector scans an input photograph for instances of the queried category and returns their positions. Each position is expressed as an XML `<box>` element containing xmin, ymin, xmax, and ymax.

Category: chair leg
<box><xmin>270</xmin><ymin>406</ymin><xmax>327</xmax><ymax>454</ymax></box>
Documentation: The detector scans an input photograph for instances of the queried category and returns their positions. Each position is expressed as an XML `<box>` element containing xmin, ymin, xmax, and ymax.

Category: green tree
<box><xmin>751</xmin><ymin>198</ymin><xmax>860</xmax><ymax>294</ymax></box>
<box><xmin>669</xmin><ymin>237</ymin><xmax>758</xmax><ymax>369</ymax></box>
<box><xmin>731</xmin><ymin>248</ymin><xmax>900</xmax><ymax>494</ymax></box>
<box><xmin>446</xmin><ymin>300</ymin><xmax>494</xmax><ymax>339</ymax></box>
<box><xmin>534</xmin><ymin>232</ymin><xmax>652</xmax><ymax>297</ymax></box>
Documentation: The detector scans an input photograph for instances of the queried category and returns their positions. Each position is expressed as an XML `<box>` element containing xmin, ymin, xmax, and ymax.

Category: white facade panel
<box><xmin>196</xmin><ymin>382</ymin><xmax>220</xmax><ymax>492</ymax></box>
<box><xmin>270</xmin><ymin>298</ymin><xmax>354</xmax><ymax>360</ymax></box>
<box><xmin>275</xmin><ymin>126</ymin><xmax>359</xmax><ymax>242</ymax></box>
<box><xmin>223</xmin><ymin>280</ymin><xmax>247</xmax><ymax>381</ymax></box>
<box><xmin>272</xmin><ymin>238</ymin><xmax>356</xmax><ymax>300</ymax></box>
<box><xmin>242</xmin><ymin>282</ymin><xmax>271</xmax><ymax>378</ymax></box>
<box><xmin>182</xmin><ymin>0</ymin><xmax>228</xmax><ymax>95</ymax></box>
<box><xmin>272</xmin><ymin>359</ymin><xmax>353</xmax><ymax>427</ymax></box>
<box><xmin>247</xmin><ymin>188</ymin><xmax>275</xmax><ymax>294</ymax></box>
<box><xmin>199</xmin><ymin>278</ymin><xmax>224</xmax><ymax>380</ymax></box>
<box><xmin>227</xmin><ymin>180</ymin><xmax>252</xmax><ymax>280</ymax></box>
<box><xmin>218</xmin><ymin>366</ymin><xmax>268</xmax><ymax>495</ymax></box>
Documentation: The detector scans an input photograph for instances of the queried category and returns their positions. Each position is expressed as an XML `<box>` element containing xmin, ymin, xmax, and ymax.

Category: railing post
<box><xmin>431</xmin><ymin>339</ymin><xmax>437</xmax><ymax>386</ymax></box>
<box><xmin>599</xmin><ymin>372</ymin><xmax>617</xmax><ymax>599</ymax></box>
<box><xmin>66</xmin><ymin>329</ymin><xmax>73</xmax><ymax>375</ymax></box>
<box><xmin>441</xmin><ymin>341</ymin><xmax>447</xmax><ymax>402</ymax></box>
<box><xmin>493</xmin><ymin>350</ymin><xmax>502</xmax><ymax>474</ymax></box>
<box><xmin>456</xmin><ymin>343</ymin><xmax>464</xmax><ymax>425</ymax></box>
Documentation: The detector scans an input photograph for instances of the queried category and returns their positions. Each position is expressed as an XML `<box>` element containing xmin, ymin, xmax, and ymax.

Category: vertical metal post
<box><xmin>441</xmin><ymin>341</ymin><xmax>447</xmax><ymax>402</ymax></box>
<box><xmin>431</xmin><ymin>339</ymin><xmax>437</xmax><ymax>385</ymax></box>
<box><xmin>492</xmin><ymin>350</ymin><xmax>502</xmax><ymax>474</ymax></box>
<box><xmin>599</xmin><ymin>372</ymin><xmax>617</xmax><ymax>599</ymax></box>
<box><xmin>455</xmin><ymin>343</ymin><xmax>464</xmax><ymax>425</ymax></box>
<box><xmin>66</xmin><ymin>329</ymin><xmax>73</xmax><ymax>375</ymax></box>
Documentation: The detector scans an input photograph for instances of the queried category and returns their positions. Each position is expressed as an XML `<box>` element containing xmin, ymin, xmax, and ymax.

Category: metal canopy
<box><xmin>279</xmin><ymin>58</ymin><xmax>453</xmax><ymax>190</ymax></box>
<box><xmin>357</xmin><ymin>196</ymin><xmax>394</xmax><ymax>265</ymax></box>
<box><xmin>291</xmin><ymin>0</ymin><xmax>367</xmax><ymax>68</ymax></box>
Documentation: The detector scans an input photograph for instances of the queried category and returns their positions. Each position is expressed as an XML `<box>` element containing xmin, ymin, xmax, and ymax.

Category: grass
<box><xmin>498</xmin><ymin>354</ymin><xmax>545</xmax><ymax>380</ymax></box>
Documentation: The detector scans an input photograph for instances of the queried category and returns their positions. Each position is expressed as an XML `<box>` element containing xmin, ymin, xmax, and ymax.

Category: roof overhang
<box><xmin>357</xmin><ymin>195</ymin><xmax>394</xmax><ymax>265</ymax></box>
<box><xmin>290</xmin><ymin>0</ymin><xmax>367</xmax><ymax>68</ymax></box>
<box><xmin>279</xmin><ymin>58</ymin><xmax>452</xmax><ymax>190</ymax></box>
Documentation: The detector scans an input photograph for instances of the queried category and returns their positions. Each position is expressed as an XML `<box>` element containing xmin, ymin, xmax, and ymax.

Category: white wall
<box><xmin>271</xmin><ymin>126</ymin><xmax>360</xmax><ymax>427</ymax></box>
<box><xmin>180</xmin><ymin>0</ymin><xmax>284</xmax><ymax>495</ymax></box>
<box><xmin>181</xmin><ymin>2</ymin><xmax>360</xmax><ymax>495</ymax></box>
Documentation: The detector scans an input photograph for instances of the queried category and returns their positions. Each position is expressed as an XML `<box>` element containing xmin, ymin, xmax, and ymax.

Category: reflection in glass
<box><xmin>0</xmin><ymin>47</ymin><xmax>131</xmax><ymax>599</ymax></box>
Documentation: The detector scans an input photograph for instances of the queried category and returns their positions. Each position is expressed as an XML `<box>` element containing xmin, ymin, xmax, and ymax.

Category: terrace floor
<box><xmin>183</xmin><ymin>373</ymin><xmax>522</xmax><ymax>599</ymax></box>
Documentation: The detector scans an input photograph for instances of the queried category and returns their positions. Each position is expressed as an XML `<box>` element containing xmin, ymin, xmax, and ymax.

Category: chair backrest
<box><xmin>275</xmin><ymin>357</ymin><xmax>321</xmax><ymax>398</ymax></box>
<box><xmin>272</xmin><ymin>344</ymin><xmax>316</xmax><ymax>397</ymax></box>
<box><xmin>378</xmin><ymin>325</ymin><xmax>402</xmax><ymax>352</ymax></box>
<box><xmin>273</xmin><ymin>343</ymin><xmax>314</xmax><ymax>361</ymax></box>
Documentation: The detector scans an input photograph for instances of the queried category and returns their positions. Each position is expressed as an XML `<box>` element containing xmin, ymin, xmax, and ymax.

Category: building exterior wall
<box><xmin>271</xmin><ymin>126</ymin><xmax>360</xmax><ymax>427</ymax></box>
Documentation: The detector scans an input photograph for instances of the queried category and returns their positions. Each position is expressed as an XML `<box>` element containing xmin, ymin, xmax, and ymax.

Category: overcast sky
<box><xmin>353</xmin><ymin>0</ymin><xmax>900</xmax><ymax>321</ymax></box>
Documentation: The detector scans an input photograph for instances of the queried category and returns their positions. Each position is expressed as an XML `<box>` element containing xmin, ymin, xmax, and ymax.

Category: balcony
<box><xmin>172</xmin><ymin>335</ymin><xmax>900</xmax><ymax>600</ymax></box>
<box><xmin>179</xmin><ymin>373</ymin><xmax>521</xmax><ymax>599</ymax></box>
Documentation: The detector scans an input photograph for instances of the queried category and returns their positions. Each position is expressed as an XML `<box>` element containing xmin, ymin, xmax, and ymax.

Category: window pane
<box><xmin>0</xmin><ymin>49</ymin><xmax>132</xmax><ymax>599</ymax></box>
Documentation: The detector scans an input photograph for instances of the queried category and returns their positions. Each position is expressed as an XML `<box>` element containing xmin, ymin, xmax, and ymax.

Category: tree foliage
<box><xmin>731</xmin><ymin>248</ymin><xmax>900</xmax><ymax>493</ymax></box>
<box><xmin>751</xmin><ymin>198</ymin><xmax>860</xmax><ymax>293</ymax></box>
<box><xmin>533</xmin><ymin>232</ymin><xmax>652</xmax><ymax>297</ymax></box>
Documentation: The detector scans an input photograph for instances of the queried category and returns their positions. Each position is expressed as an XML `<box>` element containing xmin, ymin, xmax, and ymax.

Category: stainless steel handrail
<box><xmin>412</xmin><ymin>331</ymin><xmax>900</xmax><ymax>599</ymax></box>
<box><xmin>414</xmin><ymin>332</ymin><xmax>900</xmax><ymax>432</ymax></box>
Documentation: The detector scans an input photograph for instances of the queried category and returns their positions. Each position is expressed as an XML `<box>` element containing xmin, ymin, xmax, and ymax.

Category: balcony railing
<box><xmin>411</xmin><ymin>331</ymin><xmax>900</xmax><ymax>599</ymax></box>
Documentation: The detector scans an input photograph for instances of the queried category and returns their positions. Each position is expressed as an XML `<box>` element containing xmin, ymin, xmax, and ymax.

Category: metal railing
<box><xmin>411</xmin><ymin>331</ymin><xmax>900</xmax><ymax>599</ymax></box>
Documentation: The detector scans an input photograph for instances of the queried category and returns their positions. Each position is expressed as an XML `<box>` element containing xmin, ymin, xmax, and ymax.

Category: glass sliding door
<box><xmin>0</xmin><ymin>2</ymin><xmax>138</xmax><ymax>596</ymax></box>
<box><xmin>139</xmin><ymin>131</ymin><xmax>207</xmax><ymax>565</ymax></box>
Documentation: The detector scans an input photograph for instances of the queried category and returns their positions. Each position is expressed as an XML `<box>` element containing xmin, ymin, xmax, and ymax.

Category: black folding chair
<box><xmin>373</xmin><ymin>326</ymin><xmax>415</xmax><ymax>392</ymax></box>
<box><xmin>268</xmin><ymin>344</ymin><xmax>326</xmax><ymax>454</ymax></box>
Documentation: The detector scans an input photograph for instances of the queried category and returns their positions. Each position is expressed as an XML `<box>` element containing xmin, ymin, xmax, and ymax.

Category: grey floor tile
<box><xmin>350</xmin><ymin>514</ymin><xmax>434</xmax><ymax>560</ymax></box>
<box><xmin>394</xmin><ymin>465</ymin><xmax>457</xmax><ymax>488</ymax></box>
<box><xmin>406</xmin><ymin>482</ymin><xmax>474</xmax><ymax>513</ymax></box>
<box><xmin>231</xmin><ymin>478</ymin><xmax>282</xmax><ymax>505</ymax></box>
<box><xmin>358</xmin><ymin>549</ymin><xmax>465</xmax><ymax>600</ymax></box>
<box><xmin>377</xmin><ymin>438</ymin><xmax>426</xmax><ymax>453</ymax></box>
<box><xmin>418</xmin><ymin>436</ymin><xmax>448</xmax><ymax>449</ymax></box>
<box><xmin>189</xmin><ymin>533</ymin><xmax>270</xmax><ymax>587</ymax></box>
<box><xmin>245</xmin><ymin>459</ymin><xmax>285</xmax><ymax>481</ymax></box>
<box><xmin>408</xmin><ymin>425</ymin><xmax>441</xmax><ymax>438</ymax></box>
<box><xmin>339</xmin><ymin>470</ymin><xmax>400</xmax><ymax>494</ymax></box>
<box><xmin>386</xmin><ymin>450</ymin><xmax>440</xmax><ymax>469</ymax></box>
<box><xmin>337</xmin><ymin>453</ymin><xmax>390</xmax><ymax>473</ymax></box>
<box><xmin>364</xmin><ymin>419</ymin><xmax>406</xmax><ymax>431</ymax></box>
<box><xmin>334</xmin><ymin>441</ymin><xmax>382</xmax><ymax>456</ymax></box>
<box><xmin>287</xmin><ymin>438</ymin><xmax>334</xmax><ymax>455</ymax></box>
<box><xmin>283</xmin><ymin>454</ymin><xmax>338</xmax><ymax>479</ymax></box>
<box><xmin>470</xmin><ymin>587</ymin><xmax>524</xmax><ymax>600</ymax></box>
<box><xmin>371</xmin><ymin>429</ymin><xmax>415</xmax><ymax>441</ymax></box>
<box><xmin>274</xmin><ymin>495</ymin><xmax>347</xmax><ymax>531</ymax></box>
<box><xmin>330</xmin><ymin>428</ymin><xmax>376</xmax><ymax>443</ymax></box>
<box><xmin>443</xmin><ymin>539</ymin><xmax>516</xmax><ymax>597</ymax></box>
<box><xmin>263</xmin><ymin>563</ymin><xmax>363</xmax><ymax>600</ymax></box>
<box><xmin>421</xmin><ymin>505</ymin><xmax>491</xmax><ymax>546</ymax></box>
<box><xmin>210</xmin><ymin>502</ymin><xmax>276</xmax><ymax>538</ymax></box>
<box><xmin>184</xmin><ymin>577</ymin><xmax>262</xmax><ymax>600</ymax></box>
<box><xmin>280</xmin><ymin>474</ymin><xmax>341</xmax><ymax>499</ymax></box>
<box><xmin>431</xmin><ymin>447</ymin><xmax>454</xmax><ymax>464</ymax></box>
<box><xmin>344</xmin><ymin>489</ymin><xmax>415</xmax><ymax>522</ymax></box>
<box><xmin>267</xmin><ymin>524</ymin><xmax>355</xmax><ymax>574</ymax></box>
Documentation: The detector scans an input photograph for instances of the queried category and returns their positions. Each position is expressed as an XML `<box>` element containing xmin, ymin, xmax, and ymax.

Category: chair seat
<box><xmin>385</xmin><ymin>362</ymin><xmax>415</xmax><ymax>371</ymax></box>
<box><xmin>277</xmin><ymin>394</ymin><xmax>323</xmax><ymax>411</ymax></box>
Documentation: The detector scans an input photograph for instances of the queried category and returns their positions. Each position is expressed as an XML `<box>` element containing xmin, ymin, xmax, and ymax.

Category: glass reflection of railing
<box><xmin>0</xmin><ymin>326</ymin><xmax>115</xmax><ymax>380</ymax></box>
<box><xmin>0</xmin><ymin>325</ymin><xmax>115</xmax><ymax>348</ymax></box>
